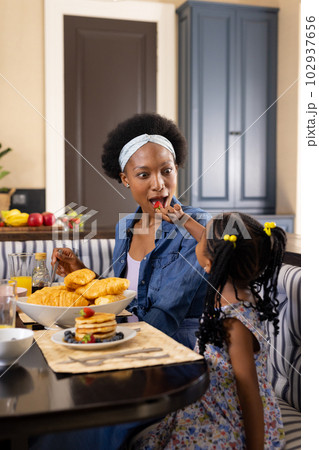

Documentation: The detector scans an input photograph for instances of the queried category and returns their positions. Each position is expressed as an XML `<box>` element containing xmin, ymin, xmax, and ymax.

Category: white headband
<box><xmin>119</xmin><ymin>134</ymin><xmax>176</xmax><ymax>171</ymax></box>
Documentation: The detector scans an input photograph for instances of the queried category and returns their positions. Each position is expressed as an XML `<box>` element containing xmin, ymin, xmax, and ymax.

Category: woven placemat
<box><xmin>33</xmin><ymin>322</ymin><xmax>203</xmax><ymax>374</ymax></box>
<box><xmin>19</xmin><ymin>312</ymin><xmax>37</xmax><ymax>324</ymax></box>
<box><xmin>117</xmin><ymin>309</ymin><xmax>132</xmax><ymax>317</ymax></box>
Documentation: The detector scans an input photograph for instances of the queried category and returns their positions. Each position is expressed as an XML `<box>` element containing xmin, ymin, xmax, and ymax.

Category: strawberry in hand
<box><xmin>153</xmin><ymin>201</ymin><xmax>163</xmax><ymax>212</ymax></box>
<box><xmin>80</xmin><ymin>307</ymin><xmax>95</xmax><ymax>318</ymax></box>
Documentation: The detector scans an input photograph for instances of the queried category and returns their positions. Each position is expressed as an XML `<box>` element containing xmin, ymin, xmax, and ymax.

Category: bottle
<box><xmin>32</xmin><ymin>253</ymin><xmax>50</xmax><ymax>293</ymax></box>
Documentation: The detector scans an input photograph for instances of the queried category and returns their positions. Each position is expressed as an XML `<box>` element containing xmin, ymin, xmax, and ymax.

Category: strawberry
<box><xmin>81</xmin><ymin>334</ymin><xmax>90</xmax><ymax>343</ymax></box>
<box><xmin>153</xmin><ymin>201</ymin><xmax>163</xmax><ymax>211</ymax></box>
<box><xmin>80</xmin><ymin>307</ymin><xmax>95</xmax><ymax>318</ymax></box>
<box><xmin>81</xmin><ymin>333</ymin><xmax>96</xmax><ymax>344</ymax></box>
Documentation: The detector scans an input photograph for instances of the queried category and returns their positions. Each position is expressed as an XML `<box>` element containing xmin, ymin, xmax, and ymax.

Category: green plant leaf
<box><xmin>0</xmin><ymin>148</ymin><xmax>12</xmax><ymax>159</ymax></box>
<box><xmin>0</xmin><ymin>170</ymin><xmax>10</xmax><ymax>180</ymax></box>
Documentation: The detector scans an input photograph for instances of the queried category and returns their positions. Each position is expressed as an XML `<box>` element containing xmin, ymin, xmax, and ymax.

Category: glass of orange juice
<box><xmin>0</xmin><ymin>279</ymin><xmax>17</xmax><ymax>328</ymax></box>
<box><xmin>8</xmin><ymin>253</ymin><xmax>34</xmax><ymax>297</ymax></box>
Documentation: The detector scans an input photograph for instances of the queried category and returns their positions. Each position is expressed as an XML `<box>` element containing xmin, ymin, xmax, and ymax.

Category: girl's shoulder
<box><xmin>222</xmin><ymin>301</ymin><xmax>256</xmax><ymax>319</ymax></box>
<box><xmin>222</xmin><ymin>302</ymin><xmax>265</xmax><ymax>346</ymax></box>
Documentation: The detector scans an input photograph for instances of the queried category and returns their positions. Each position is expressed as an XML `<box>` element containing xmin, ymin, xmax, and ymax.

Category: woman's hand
<box><xmin>51</xmin><ymin>248</ymin><xmax>85</xmax><ymax>277</ymax></box>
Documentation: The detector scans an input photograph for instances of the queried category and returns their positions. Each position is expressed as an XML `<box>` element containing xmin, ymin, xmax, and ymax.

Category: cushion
<box><xmin>266</xmin><ymin>264</ymin><xmax>301</xmax><ymax>412</ymax></box>
<box><xmin>0</xmin><ymin>238</ymin><xmax>115</xmax><ymax>281</ymax></box>
<box><xmin>277</xmin><ymin>397</ymin><xmax>301</xmax><ymax>450</ymax></box>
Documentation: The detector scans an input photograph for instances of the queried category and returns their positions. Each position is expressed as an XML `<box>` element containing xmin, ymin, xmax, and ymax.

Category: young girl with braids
<box><xmin>131</xmin><ymin>209</ymin><xmax>286</xmax><ymax>449</ymax></box>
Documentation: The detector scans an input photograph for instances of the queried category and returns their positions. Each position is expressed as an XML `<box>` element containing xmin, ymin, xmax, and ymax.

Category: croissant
<box><xmin>64</xmin><ymin>268</ymin><xmax>96</xmax><ymax>290</ymax></box>
<box><xmin>76</xmin><ymin>278</ymin><xmax>130</xmax><ymax>300</ymax></box>
<box><xmin>27</xmin><ymin>288</ymin><xmax>88</xmax><ymax>307</ymax></box>
<box><xmin>94</xmin><ymin>294</ymin><xmax>126</xmax><ymax>305</ymax></box>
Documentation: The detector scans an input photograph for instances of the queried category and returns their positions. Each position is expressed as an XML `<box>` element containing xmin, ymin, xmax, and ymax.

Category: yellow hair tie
<box><xmin>224</xmin><ymin>234</ymin><xmax>237</xmax><ymax>248</ymax></box>
<box><xmin>263</xmin><ymin>221</ymin><xmax>276</xmax><ymax>237</ymax></box>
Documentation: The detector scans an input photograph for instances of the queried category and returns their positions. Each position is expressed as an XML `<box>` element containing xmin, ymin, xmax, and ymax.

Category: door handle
<box><xmin>229</xmin><ymin>131</ymin><xmax>242</xmax><ymax>135</ymax></box>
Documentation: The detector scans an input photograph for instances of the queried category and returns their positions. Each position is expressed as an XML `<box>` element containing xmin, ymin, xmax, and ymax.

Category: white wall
<box><xmin>0</xmin><ymin>0</ymin><xmax>300</xmax><ymax>231</ymax></box>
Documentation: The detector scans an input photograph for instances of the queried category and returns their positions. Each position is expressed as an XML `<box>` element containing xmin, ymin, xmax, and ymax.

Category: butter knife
<box><xmin>69</xmin><ymin>353</ymin><xmax>170</xmax><ymax>367</ymax></box>
<box><xmin>58</xmin><ymin>347</ymin><xmax>163</xmax><ymax>364</ymax></box>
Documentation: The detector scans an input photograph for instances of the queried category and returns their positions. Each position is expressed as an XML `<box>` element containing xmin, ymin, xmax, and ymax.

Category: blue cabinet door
<box><xmin>177</xmin><ymin>2</ymin><xmax>278</xmax><ymax>214</ymax></box>
<box><xmin>235</xmin><ymin>9</ymin><xmax>278</xmax><ymax>212</ymax></box>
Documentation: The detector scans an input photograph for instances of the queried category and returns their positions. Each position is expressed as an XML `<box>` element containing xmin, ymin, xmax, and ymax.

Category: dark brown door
<box><xmin>64</xmin><ymin>15</ymin><xmax>156</xmax><ymax>230</ymax></box>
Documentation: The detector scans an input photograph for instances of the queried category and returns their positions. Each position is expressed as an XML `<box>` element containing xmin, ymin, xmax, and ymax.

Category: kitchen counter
<box><xmin>284</xmin><ymin>233</ymin><xmax>301</xmax><ymax>267</ymax></box>
<box><xmin>0</xmin><ymin>227</ymin><xmax>115</xmax><ymax>241</ymax></box>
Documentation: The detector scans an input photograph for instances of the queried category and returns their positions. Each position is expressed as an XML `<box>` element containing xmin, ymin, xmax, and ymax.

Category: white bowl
<box><xmin>16</xmin><ymin>289</ymin><xmax>137</xmax><ymax>328</ymax></box>
<box><xmin>0</xmin><ymin>328</ymin><xmax>34</xmax><ymax>367</ymax></box>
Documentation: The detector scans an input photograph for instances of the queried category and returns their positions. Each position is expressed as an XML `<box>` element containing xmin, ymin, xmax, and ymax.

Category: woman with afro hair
<box><xmin>52</xmin><ymin>113</ymin><xmax>211</xmax><ymax>349</ymax></box>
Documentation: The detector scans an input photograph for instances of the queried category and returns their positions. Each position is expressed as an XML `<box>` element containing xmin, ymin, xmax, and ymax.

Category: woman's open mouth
<box><xmin>149</xmin><ymin>196</ymin><xmax>169</xmax><ymax>209</ymax></box>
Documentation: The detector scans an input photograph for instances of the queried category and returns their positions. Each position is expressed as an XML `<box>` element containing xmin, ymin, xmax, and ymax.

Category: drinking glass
<box><xmin>8</xmin><ymin>253</ymin><xmax>34</xmax><ymax>296</ymax></box>
<box><xmin>0</xmin><ymin>279</ymin><xmax>17</xmax><ymax>328</ymax></box>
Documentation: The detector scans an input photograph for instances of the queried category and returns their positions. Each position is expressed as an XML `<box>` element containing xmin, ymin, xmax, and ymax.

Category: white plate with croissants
<box><xmin>16</xmin><ymin>269</ymin><xmax>136</xmax><ymax>328</ymax></box>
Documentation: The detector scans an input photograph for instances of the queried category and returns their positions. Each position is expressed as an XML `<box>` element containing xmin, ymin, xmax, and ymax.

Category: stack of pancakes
<box><xmin>75</xmin><ymin>312</ymin><xmax>117</xmax><ymax>341</ymax></box>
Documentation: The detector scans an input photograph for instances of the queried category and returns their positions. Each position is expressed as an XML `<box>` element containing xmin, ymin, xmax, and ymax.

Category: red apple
<box><xmin>42</xmin><ymin>212</ymin><xmax>56</xmax><ymax>226</ymax></box>
<box><xmin>28</xmin><ymin>213</ymin><xmax>43</xmax><ymax>227</ymax></box>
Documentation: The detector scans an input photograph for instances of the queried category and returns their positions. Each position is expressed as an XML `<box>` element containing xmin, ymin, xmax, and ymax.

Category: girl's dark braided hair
<box><xmin>196</xmin><ymin>212</ymin><xmax>287</xmax><ymax>355</ymax></box>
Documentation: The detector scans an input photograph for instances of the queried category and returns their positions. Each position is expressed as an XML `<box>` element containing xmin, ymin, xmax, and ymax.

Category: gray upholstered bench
<box><xmin>0</xmin><ymin>238</ymin><xmax>115</xmax><ymax>280</ymax></box>
<box><xmin>266</xmin><ymin>264</ymin><xmax>301</xmax><ymax>449</ymax></box>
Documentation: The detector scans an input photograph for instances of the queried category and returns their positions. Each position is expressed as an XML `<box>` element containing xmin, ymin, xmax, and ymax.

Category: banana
<box><xmin>1</xmin><ymin>209</ymin><xmax>21</xmax><ymax>221</ymax></box>
<box><xmin>6</xmin><ymin>212</ymin><xmax>29</xmax><ymax>227</ymax></box>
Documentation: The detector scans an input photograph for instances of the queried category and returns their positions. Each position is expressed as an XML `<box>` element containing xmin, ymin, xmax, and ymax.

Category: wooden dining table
<box><xmin>0</xmin><ymin>316</ymin><xmax>210</xmax><ymax>450</ymax></box>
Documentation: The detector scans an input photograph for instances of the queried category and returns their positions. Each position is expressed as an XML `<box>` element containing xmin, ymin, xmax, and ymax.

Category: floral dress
<box><xmin>132</xmin><ymin>303</ymin><xmax>285</xmax><ymax>449</ymax></box>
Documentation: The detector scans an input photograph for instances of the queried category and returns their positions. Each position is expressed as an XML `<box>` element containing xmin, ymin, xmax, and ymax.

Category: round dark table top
<box><xmin>0</xmin><ymin>337</ymin><xmax>209</xmax><ymax>442</ymax></box>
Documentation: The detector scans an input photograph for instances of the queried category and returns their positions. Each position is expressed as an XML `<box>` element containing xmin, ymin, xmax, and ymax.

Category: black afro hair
<box><xmin>101</xmin><ymin>113</ymin><xmax>187</xmax><ymax>182</ymax></box>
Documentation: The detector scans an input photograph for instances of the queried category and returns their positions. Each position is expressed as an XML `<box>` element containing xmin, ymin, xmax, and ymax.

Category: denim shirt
<box><xmin>112</xmin><ymin>197</ymin><xmax>211</xmax><ymax>342</ymax></box>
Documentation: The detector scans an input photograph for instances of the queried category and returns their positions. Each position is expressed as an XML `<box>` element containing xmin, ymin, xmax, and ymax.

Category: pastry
<box><xmin>75</xmin><ymin>280</ymin><xmax>109</xmax><ymax>299</ymax></box>
<box><xmin>94</xmin><ymin>294</ymin><xmax>126</xmax><ymax>305</ymax></box>
<box><xmin>103</xmin><ymin>277</ymin><xmax>130</xmax><ymax>295</ymax></box>
<box><xmin>75</xmin><ymin>277</ymin><xmax>129</xmax><ymax>299</ymax></box>
<box><xmin>27</xmin><ymin>288</ymin><xmax>88</xmax><ymax>307</ymax></box>
<box><xmin>64</xmin><ymin>268</ymin><xmax>96</xmax><ymax>290</ymax></box>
